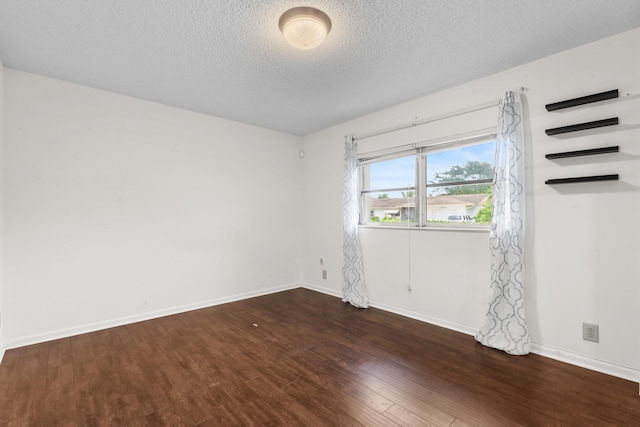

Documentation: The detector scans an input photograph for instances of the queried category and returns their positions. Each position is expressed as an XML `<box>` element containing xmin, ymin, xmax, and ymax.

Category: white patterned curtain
<box><xmin>342</xmin><ymin>136</ymin><xmax>369</xmax><ymax>308</ymax></box>
<box><xmin>475</xmin><ymin>91</ymin><xmax>529</xmax><ymax>355</ymax></box>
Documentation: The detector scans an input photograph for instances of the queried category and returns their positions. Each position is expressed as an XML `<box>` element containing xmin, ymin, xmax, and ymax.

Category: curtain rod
<box><xmin>357</xmin><ymin>127</ymin><xmax>497</xmax><ymax>162</ymax></box>
<box><xmin>353</xmin><ymin>100</ymin><xmax>500</xmax><ymax>141</ymax></box>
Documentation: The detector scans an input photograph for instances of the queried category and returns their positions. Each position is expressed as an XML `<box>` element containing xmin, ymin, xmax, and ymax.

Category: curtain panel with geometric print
<box><xmin>342</xmin><ymin>136</ymin><xmax>369</xmax><ymax>308</ymax></box>
<box><xmin>475</xmin><ymin>91</ymin><xmax>530</xmax><ymax>355</ymax></box>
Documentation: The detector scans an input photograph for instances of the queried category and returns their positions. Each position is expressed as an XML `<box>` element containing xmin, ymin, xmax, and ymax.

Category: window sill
<box><xmin>359</xmin><ymin>224</ymin><xmax>490</xmax><ymax>232</ymax></box>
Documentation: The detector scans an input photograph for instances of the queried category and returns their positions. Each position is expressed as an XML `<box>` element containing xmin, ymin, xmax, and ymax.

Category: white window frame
<box><xmin>358</xmin><ymin>129</ymin><xmax>497</xmax><ymax>230</ymax></box>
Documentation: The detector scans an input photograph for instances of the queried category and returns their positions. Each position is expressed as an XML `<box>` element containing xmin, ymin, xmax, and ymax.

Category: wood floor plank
<box><xmin>73</xmin><ymin>372</ymin><xmax>110</xmax><ymax>425</ymax></box>
<box><xmin>147</xmin><ymin>391</ymin><xmax>213</xmax><ymax>427</ymax></box>
<box><xmin>356</xmin><ymin>365</ymin><xmax>468</xmax><ymax>426</ymax></box>
<box><xmin>0</xmin><ymin>349</ymin><xmax>25</xmax><ymax>425</ymax></box>
<box><xmin>43</xmin><ymin>362</ymin><xmax>77</xmax><ymax>424</ymax></box>
<box><xmin>450</xmin><ymin>418</ymin><xmax>474</xmax><ymax>427</ymax></box>
<box><xmin>122</xmin><ymin>415</ymin><xmax>151</xmax><ymax>427</ymax></box>
<box><xmin>282</xmin><ymin>377</ymin><xmax>366</xmax><ymax>427</ymax></box>
<box><xmin>383</xmin><ymin>403</ymin><xmax>442</xmax><ymax>427</ymax></box>
<box><xmin>248</xmin><ymin>375</ymin><xmax>331</xmax><ymax>427</ymax></box>
<box><xmin>191</xmin><ymin>404</ymin><xmax>244</xmax><ymax>427</ymax></box>
<box><xmin>70</xmin><ymin>335</ymin><xmax>98</xmax><ymax>378</ymax></box>
<box><xmin>285</xmin><ymin>347</ymin><xmax>404</xmax><ymax>426</ymax></box>
<box><xmin>356</xmin><ymin>351</ymin><xmax>528</xmax><ymax>426</ymax></box>
<box><xmin>42</xmin><ymin>387</ymin><xmax>77</xmax><ymax>426</ymax></box>
<box><xmin>9</xmin><ymin>343</ymin><xmax>50</xmax><ymax>425</ymax></box>
<box><xmin>47</xmin><ymin>338</ymin><xmax>72</xmax><ymax>368</ymax></box>
<box><xmin>0</xmin><ymin>288</ymin><xmax>638</xmax><ymax>426</ymax></box>
<box><xmin>297</xmin><ymin>344</ymin><xmax>458</xmax><ymax>426</ymax></box>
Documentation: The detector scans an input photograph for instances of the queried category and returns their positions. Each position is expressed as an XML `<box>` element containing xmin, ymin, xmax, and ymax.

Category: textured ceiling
<box><xmin>1</xmin><ymin>1</ymin><xmax>639</xmax><ymax>136</ymax></box>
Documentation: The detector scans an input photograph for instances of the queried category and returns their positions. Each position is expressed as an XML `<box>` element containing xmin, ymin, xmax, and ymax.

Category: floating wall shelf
<box><xmin>545</xmin><ymin>117</ymin><xmax>618</xmax><ymax>136</ymax></box>
<box><xmin>545</xmin><ymin>146</ymin><xmax>619</xmax><ymax>159</ymax></box>
<box><xmin>545</xmin><ymin>89</ymin><xmax>619</xmax><ymax>111</ymax></box>
<box><xmin>545</xmin><ymin>174</ymin><xmax>619</xmax><ymax>185</ymax></box>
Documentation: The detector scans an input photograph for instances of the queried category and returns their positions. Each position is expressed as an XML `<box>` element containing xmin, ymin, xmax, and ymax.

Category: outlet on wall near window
<box><xmin>322</xmin><ymin>270</ymin><xmax>327</xmax><ymax>280</ymax></box>
<box><xmin>582</xmin><ymin>323</ymin><xmax>599</xmax><ymax>343</ymax></box>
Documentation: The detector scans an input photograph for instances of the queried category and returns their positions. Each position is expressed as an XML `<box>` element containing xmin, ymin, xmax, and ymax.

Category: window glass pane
<box><xmin>426</xmin><ymin>141</ymin><xmax>495</xmax><ymax>194</ymax></box>
<box><xmin>425</xmin><ymin>186</ymin><xmax>491</xmax><ymax>224</ymax></box>
<box><xmin>364</xmin><ymin>191</ymin><xmax>416</xmax><ymax>226</ymax></box>
<box><xmin>362</xmin><ymin>155</ymin><xmax>416</xmax><ymax>226</ymax></box>
<box><xmin>426</xmin><ymin>140</ymin><xmax>495</xmax><ymax>225</ymax></box>
<box><xmin>367</xmin><ymin>155</ymin><xmax>415</xmax><ymax>192</ymax></box>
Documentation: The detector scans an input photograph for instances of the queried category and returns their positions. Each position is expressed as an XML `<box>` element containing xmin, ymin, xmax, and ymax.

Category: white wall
<box><xmin>3</xmin><ymin>70</ymin><xmax>303</xmax><ymax>347</ymax></box>
<box><xmin>0</xmin><ymin>58</ymin><xmax>4</xmax><ymax>360</ymax></box>
<box><xmin>302</xmin><ymin>28</ymin><xmax>640</xmax><ymax>381</ymax></box>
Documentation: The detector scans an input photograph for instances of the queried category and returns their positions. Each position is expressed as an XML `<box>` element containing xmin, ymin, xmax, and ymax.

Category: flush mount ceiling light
<box><xmin>279</xmin><ymin>7</ymin><xmax>332</xmax><ymax>50</ymax></box>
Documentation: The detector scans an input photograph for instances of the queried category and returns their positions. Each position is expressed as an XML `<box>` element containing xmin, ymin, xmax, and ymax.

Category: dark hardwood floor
<box><xmin>0</xmin><ymin>288</ymin><xmax>638</xmax><ymax>426</ymax></box>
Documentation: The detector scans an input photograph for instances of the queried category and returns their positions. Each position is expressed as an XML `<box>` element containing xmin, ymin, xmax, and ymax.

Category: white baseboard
<box><xmin>302</xmin><ymin>282</ymin><xmax>478</xmax><ymax>335</ymax></box>
<box><xmin>368</xmin><ymin>299</ymin><xmax>479</xmax><ymax>337</ymax></box>
<box><xmin>301</xmin><ymin>282</ymin><xmax>341</xmax><ymax>298</ymax></box>
<box><xmin>530</xmin><ymin>343</ymin><xmax>639</xmax><ymax>383</ymax></box>
<box><xmin>0</xmin><ymin>348</ymin><xmax>5</xmax><ymax>365</ymax></box>
<box><xmin>3</xmin><ymin>283</ymin><xmax>301</xmax><ymax>351</ymax></box>
<box><xmin>301</xmin><ymin>282</ymin><xmax>639</xmax><ymax>383</ymax></box>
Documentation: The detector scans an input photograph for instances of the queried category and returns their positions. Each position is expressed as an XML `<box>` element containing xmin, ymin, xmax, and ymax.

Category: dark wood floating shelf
<box><xmin>545</xmin><ymin>146</ymin><xmax>619</xmax><ymax>159</ymax></box>
<box><xmin>545</xmin><ymin>174</ymin><xmax>619</xmax><ymax>185</ymax></box>
<box><xmin>545</xmin><ymin>89</ymin><xmax>619</xmax><ymax>111</ymax></box>
<box><xmin>545</xmin><ymin>117</ymin><xmax>618</xmax><ymax>136</ymax></box>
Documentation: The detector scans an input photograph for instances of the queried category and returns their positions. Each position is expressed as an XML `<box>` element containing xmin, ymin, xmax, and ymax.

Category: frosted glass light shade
<box><xmin>279</xmin><ymin>7</ymin><xmax>331</xmax><ymax>50</ymax></box>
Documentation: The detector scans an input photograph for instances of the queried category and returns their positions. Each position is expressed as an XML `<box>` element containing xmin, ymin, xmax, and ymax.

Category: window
<box><xmin>359</xmin><ymin>132</ymin><xmax>496</xmax><ymax>228</ymax></box>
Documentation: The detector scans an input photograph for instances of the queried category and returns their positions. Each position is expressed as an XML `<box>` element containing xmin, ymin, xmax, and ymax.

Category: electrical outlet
<box><xmin>582</xmin><ymin>323</ymin><xmax>599</xmax><ymax>343</ymax></box>
<box><xmin>322</xmin><ymin>270</ymin><xmax>327</xmax><ymax>279</ymax></box>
